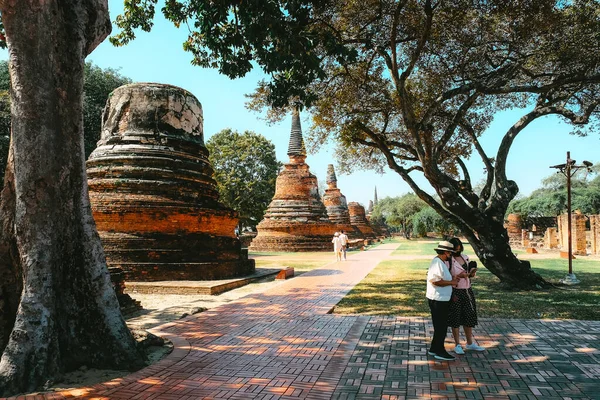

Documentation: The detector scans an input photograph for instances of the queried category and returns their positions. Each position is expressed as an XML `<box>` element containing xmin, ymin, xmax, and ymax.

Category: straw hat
<box><xmin>434</xmin><ymin>240</ymin><xmax>454</xmax><ymax>252</ymax></box>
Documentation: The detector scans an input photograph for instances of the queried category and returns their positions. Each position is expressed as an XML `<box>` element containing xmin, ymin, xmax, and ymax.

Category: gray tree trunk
<box><xmin>464</xmin><ymin>220</ymin><xmax>548</xmax><ymax>290</ymax></box>
<box><xmin>0</xmin><ymin>1</ymin><xmax>145</xmax><ymax>396</ymax></box>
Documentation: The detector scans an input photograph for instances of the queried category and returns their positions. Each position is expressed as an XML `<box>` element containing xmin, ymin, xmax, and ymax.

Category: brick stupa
<box><xmin>249</xmin><ymin>110</ymin><xmax>335</xmax><ymax>251</ymax></box>
<box><xmin>322</xmin><ymin>164</ymin><xmax>361</xmax><ymax>238</ymax></box>
<box><xmin>87</xmin><ymin>83</ymin><xmax>255</xmax><ymax>282</ymax></box>
<box><xmin>348</xmin><ymin>202</ymin><xmax>377</xmax><ymax>239</ymax></box>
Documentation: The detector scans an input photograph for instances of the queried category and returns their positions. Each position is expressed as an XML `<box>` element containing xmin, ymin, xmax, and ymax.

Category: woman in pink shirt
<box><xmin>448</xmin><ymin>237</ymin><xmax>485</xmax><ymax>355</ymax></box>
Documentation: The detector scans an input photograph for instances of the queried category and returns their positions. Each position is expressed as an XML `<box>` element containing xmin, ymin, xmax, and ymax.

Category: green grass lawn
<box><xmin>390</xmin><ymin>237</ymin><xmax>438</xmax><ymax>255</ymax></box>
<box><xmin>335</xmin><ymin>239</ymin><xmax>600</xmax><ymax>320</ymax></box>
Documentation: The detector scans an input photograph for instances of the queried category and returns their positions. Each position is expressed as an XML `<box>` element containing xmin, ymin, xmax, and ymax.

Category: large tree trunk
<box><xmin>0</xmin><ymin>1</ymin><xmax>145</xmax><ymax>396</ymax></box>
<box><xmin>463</xmin><ymin>214</ymin><xmax>548</xmax><ymax>290</ymax></box>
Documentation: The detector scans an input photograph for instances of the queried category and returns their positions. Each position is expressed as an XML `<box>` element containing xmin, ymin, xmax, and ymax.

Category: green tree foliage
<box><xmin>508</xmin><ymin>165</ymin><xmax>600</xmax><ymax>217</ymax></box>
<box><xmin>82</xmin><ymin>62</ymin><xmax>132</xmax><ymax>157</ymax></box>
<box><xmin>372</xmin><ymin>194</ymin><xmax>426</xmax><ymax>238</ymax></box>
<box><xmin>206</xmin><ymin>129</ymin><xmax>281</xmax><ymax>229</ymax></box>
<box><xmin>0</xmin><ymin>61</ymin><xmax>131</xmax><ymax>183</ymax></box>
<box><xmin>111</xmin><ymin>0</ymin><xmax>356</xmax><ymax>108</ymax></box>
<box><xmin>412</xmin><ymin>207</ymin><xmax>458</xmax><ymax>239</ymax></box>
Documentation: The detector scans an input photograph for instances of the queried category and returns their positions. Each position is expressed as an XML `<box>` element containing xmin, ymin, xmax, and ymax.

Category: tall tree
<box><xmin>0</xmin><ymin>1</ymin><xmax>144</xmax><ymax>396</ymax></box>
<box><xmin>0</xmin><ymin>60</ymin><xmax>132</xmax><ymax>183</ymax></box>
<box><xmin>508</xmin><ymin>164</ymin><xmax>600</xmax><ymax>217</ymax></box>
<box><xmin>113</xmin><ymin>0</ymin><xmax>600</xmax><ymax>288</ymax></box>
<box><xmin>251</xmin><ymin>0</ymin><xmax>600</xmax><ymax>288</ymax></box>
<box><xmin>206</xmin><ymin>129</ymin><xmax>280</xmax><ymax>230</ymax></box>
<box><xmin>372</xmin><ymin>194</ymin><xmax>426</xmax><ymax>238</ymax></box>
<box><xmin>412</xmin><ymin>206</ymin><xmax>458</xmax><ymax>239</ymax></box>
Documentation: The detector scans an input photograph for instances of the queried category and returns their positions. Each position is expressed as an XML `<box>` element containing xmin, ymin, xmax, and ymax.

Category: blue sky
<box><xmin>5</xmin><ymin>1</ymin><xmax>600</xmax><ymax>207</ymax></box>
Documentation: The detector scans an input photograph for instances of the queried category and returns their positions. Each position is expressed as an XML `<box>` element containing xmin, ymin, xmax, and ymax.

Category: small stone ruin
<box><xmin>249</xmin><ymin>110</ymin><xmax>336</xmax><ymax>251</ymax></box>
<box><xmin>87</xmin><ymin>83</ymin><xmax>255</xmax><ymax>282</ymax></box>
<box><xmin>506</xmin><ymin>211</ymin><xmax>600</xmax><ymax>255</ymax></box>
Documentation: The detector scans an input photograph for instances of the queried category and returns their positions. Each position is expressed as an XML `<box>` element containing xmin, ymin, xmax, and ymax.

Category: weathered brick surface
<box><xmin>557</xmin><ymin>212</ymin><xmax>587</xmax><ymax>255</ymax></box>
<box><xmin>250</xmin><ymin>112</ymin><xmax>336</xmax><ymax>252</ymax></box>
<box><xmin>506</xmin><ymin>213</ymin><xmax>523</xmax><ymax>245</ymax></box>
<box><xmin>544</xmin><ymin>227</ymin><xmax>558</xmax><ymax>249</ymax></box>
<box><xmin>348</xmin><ymin>202</ymin><xmax>377</xmax><ymax>239</ymax></box>
<box><xmin>87</xmin><ymin>83</ymin><xmax>254</xmax><ymax>281</ymax></box>
<box><xmin>322</xmin><ymin>164</ymin><xmax>363</xmax><ymax>239</ymax></box>
<box><xmin>591</xmin><ymin>215</ymin><xmax>600</xmax><ymax>254</ymax></box>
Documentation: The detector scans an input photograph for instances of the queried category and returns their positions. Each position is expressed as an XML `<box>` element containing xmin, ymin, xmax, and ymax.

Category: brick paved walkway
<box><xmin>12</xmin><ymin>243</ymin><xmax>600</xmax><ymax>399</ymax></box>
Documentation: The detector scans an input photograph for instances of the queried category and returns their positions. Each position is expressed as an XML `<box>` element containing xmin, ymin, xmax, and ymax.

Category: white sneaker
<box><xmin>454</xmin><ymin>344</ymin><xmax>465</xmax><ymax>355</ymax></box>
<box><xmin>465</xmin><ymin>343</ymin><xmax>485</xmax><ymax>351</ymax></box>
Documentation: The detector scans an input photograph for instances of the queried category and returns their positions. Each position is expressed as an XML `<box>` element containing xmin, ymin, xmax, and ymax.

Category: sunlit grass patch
<box><xmin>335</xmin><ymin>245</ymin><xmax>600</xmax><ymax>320</ymax></box>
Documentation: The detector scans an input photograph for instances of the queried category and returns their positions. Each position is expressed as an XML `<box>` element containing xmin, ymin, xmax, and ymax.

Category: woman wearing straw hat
<box><xmin>332</xmin><ymin>232</ymin><xmax>343</xmax><ymax>261</ymax></box>
<box><xmin>426</xmin><ymin>241</ymin><xmax>460</xmax><ymax>361</ymax></box>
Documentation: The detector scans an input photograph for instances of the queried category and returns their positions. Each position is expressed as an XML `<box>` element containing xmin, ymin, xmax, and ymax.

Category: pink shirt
<box><xmin>450</xmin><ymin>254</ymin><xmax>471</xmax><ymax>289</ymax></box>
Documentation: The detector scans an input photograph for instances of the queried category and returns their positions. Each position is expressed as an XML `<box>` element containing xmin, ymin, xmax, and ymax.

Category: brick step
<box><xmin>105</xmin><ymin>248</ymin><xmax>244</xmax><ymax>263</ymax></box>
<box><xmin>115</xmin><ymin>260</ymin><xmax>256</xmax><ymax>281</ymax></box>
<box><xmin>125</xmin><ymin>268</ymin><xmax>280</xmax><ymax>295</ymax></box>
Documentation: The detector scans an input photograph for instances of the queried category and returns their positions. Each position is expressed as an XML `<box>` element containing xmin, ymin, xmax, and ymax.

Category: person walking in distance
<box><xmin>448</xmin><ymin>237</ymin><xmax>485</xmax><ymax>355</ymax></box>
<box><xmin>426</xmin><ymin>241</ymin><xmax>460</xmax><ymax>361</ymax></box>
<box><xmin>332</xmin><ymin>232</ymin><xmax>343</xmax><ymax>262</ymax></box>
<box><xmin>339</xmin><ymin>230</ymin><xmax>349</xmax><ymax>260</ymax></box>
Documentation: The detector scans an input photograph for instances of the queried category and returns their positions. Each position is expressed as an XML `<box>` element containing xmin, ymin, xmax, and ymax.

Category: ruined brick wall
<box><xmin>557</xmin><ymin>212</ymin><xmax>587</xmax><ymax>255</ymax></box>
<box><xmin>544</xmin><ymin>227</ymin><xmax>559</xmax><ymax>249</ymax></box>
<box><xmin>506</xmin><ymin>213</ymin><xmax>522</xmax><ymax>245</ymax></box>
<box><xmin>87</xmin><ymin>83</ymin><xmax>254</xmax><ymax>281</ymax></box>
<box><xmin>521</xmin><ymin>229</ymin><xmax>530</xmax><ymax>248</ymax></box>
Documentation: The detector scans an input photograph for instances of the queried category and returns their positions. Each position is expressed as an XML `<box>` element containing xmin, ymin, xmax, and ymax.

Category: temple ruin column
<box><xmin>544</xmin><ymin>227</ymin><xmax>559</xmax><ymax>249</ymax></box>
<box><xmin>590</xmin><ymin>215</ymin><xmax>600</xmax><ymax>255</ymax></box>
<box><xmin>506</xmin><ymin>213</ymin><xmax>522</xmax><ymax>246</ymax></box>
<box><xmin>557</xmin><ymin>211</ymin><xmax>587</xmax><ymax>256</ymax></box>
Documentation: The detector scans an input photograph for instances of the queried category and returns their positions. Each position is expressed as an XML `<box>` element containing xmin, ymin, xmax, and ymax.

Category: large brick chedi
<box><xmin>87</xmin><ymin>83</ymin><xmax>255</xmax><ymax>281</ymax></box>
<box><xmin>249</xmin><ymin>111</ymin><xmax>335</xmax><ymax>251</ymax></box>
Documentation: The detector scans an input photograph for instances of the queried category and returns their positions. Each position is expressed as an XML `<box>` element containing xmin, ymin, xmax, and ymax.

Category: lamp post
<box><xmin>549</xmin><ymin>151</ymin><xmax>592</xmax><ymax>285</ymax></box>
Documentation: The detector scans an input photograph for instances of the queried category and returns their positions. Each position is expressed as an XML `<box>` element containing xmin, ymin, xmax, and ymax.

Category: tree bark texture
<box><xmin>463</xmin><ymin>217</ymin><xmax>548</xmax><ymax>290</ymax></box>
<box><xmin>0</xmin><ymin>1</ymin><xmax>145</xmax><ymax>396</ymax></box>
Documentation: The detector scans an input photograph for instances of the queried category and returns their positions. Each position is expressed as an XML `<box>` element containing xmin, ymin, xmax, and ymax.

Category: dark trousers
<box><xmin>428</xmin><ymin>298</ymin><xmax>450</xmax><ymax>354</ymax></box>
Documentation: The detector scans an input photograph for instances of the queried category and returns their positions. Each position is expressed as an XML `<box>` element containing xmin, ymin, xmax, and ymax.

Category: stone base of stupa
<box><xmin>353</xmin><ymin>224</ymin><xmax>378</xmax><ymax>239</ymax></box>
<box><xmin>249</xmin><ymin>221</ymin><xmax>336</xmax><ymax>252</ymax></box>
<box><xmin>101</xmin><ymin>231</ymin><xmax>255</xmax><ymax>281</ymax></box>
<box><xmin>333</xmin><ymin>224</ymin><xmax>364</xmax><ymax>240</ymax></box>
<box><xmin>92</xmin><ymin>203</ymin><xmax>256</xmax><ymax>281</ymax></box>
